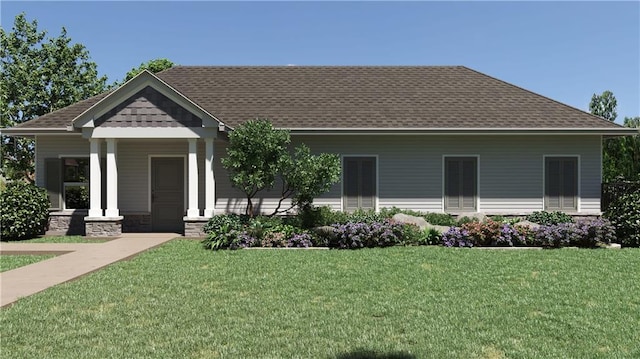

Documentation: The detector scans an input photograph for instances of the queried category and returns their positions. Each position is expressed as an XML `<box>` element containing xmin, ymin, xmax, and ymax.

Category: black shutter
<box><xmin>360</xmin><ymin>158</ymin><xmax>376</xmax><ymax>210</ymax></box>
<box><xmin>343</xmin><ymin>157</ymin><xmax>377</xmax><ymax>211</ymax></box>
<box><xmin>45</xmin><ymin>158</ymin><xmax>62</xmax><ymax>210</ymax></box>
<box><xmin>561</xmin><ymin>159</ymin><xmax>577</xmax><ymax>210</ymax></box>
<box><xmin>445</xmin><ymin>157</ymin><xmax>477</xmax><ymax>211</ymax></box>
<box><xmin>445</xmin><ymin>159</ymin><xmax>458</xmax><ymax>210</ymax></box>
<box><xmin>545</xmin><ymin>157</ymin><xmax>577</xmax><ymax>211</ymax></box>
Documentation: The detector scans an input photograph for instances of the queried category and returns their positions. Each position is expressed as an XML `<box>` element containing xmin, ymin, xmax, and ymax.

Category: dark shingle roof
<box><xmin>15</xmin><ymin>91</ymin><xmax>112</xmax><ymax>129</ymax></box>
<box><xmin>14</xmin><ymin>66</ymin><xmax>623</xmax><ymax>130</ymax></box>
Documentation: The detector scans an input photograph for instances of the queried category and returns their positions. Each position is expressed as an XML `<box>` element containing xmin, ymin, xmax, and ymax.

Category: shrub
<box><xmin>455</xmin><ymin>216</ymin><xmax>478</xmax><ymax>226</ymax></box>
<box><xmin>531</xmin><ymin>218</ymin><xmax>616</xmax><ymax>248</ymax></box>
<box><xmin>245</xmin><ymin>216</ymin><xmax>282</xmax><ymax>239</ymax></box>
<box><xmin>423</xmin><ymin>212</ymin><xmax>457</xmax><ymax>226</ymax></box>
<box><xmin>345</xmin><ymin>208</ymin><xmax>386</xmax><ymax>224</ymax></box>
<box><xmin>287</xmin><ymin>233</ymin><xmax>314</xmax><ymax>248</ymax></box>
<box><xmin>330</xmin><ymin>220</ymin><xmax>402</xmax><ymax>249</ymax></box>
<box><xmin>463</xmin><ymin>220</ymin><xmax>526</xmax><ymax>247</ymax></box>
<box><xmin>295</xmin><ymin>205</ymin><xmax>349</xmax><ymax>228</ymax></box>
<box><xmin>526</xmin><ymin>211</ymin><xmax>573</xmax><ymax>225</ymax></box>
<box><xmin>202</xmin><ymin>214</ymin><xmax>246</xmax><ymax>250</ymax></box>
<box><xmin>604</xmin><ymin>191</ymin><xmax>640</xmax><ymax>247</ymax></box>
<box><xmin>230</xmin><ymin>232</ymin><xmax>259</xmax><ymax>249</ymax></box>
<box><xmin>495</xmin><ymin>223</ymin><xmax>528</xmax><ymax>247</ymax></box>
<box><xmin>261</xmin><ymin>231</ymin><xmax>287</xmax><ymax>247</ymax></box>
<box><xmin>442</xmin><ymin>227</ymin><xmax>474</xmax><ymax>248</ymax></box>
<box><xmin>398</xmin><ymin>223</ymin><xmax>442</xmax><ymax>246</ymax></box>
<box><xmin>378</xmin><ymin>207</ymin><xmax>405</xmax><ymax>218</ymax></box>
<box><xmin>1</xmin><ymin>181</ymin><xmax>50</xmax><ymax>240</ymax></box>
<box><xmin>399</xmin><ymin>223</ymin><xmax>422</xmax><ymax>246</ymax></box>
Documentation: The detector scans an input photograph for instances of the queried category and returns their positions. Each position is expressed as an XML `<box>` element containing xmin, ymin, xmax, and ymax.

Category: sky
<box><xmin>1</xmin><ymin>1</ymin><xmax>639</xmax><ymax>122</ymax></box>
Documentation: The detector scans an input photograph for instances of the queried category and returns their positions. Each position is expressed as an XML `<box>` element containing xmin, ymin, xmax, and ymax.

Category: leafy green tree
<box><xmin>222</xmin><ymin>119</ymin><xmax>291</xmax><ymax>216</ymax></box>
<box><xmin>1</xmin><ymin>13</ymin><xmax>107</xmax><ymax>180</ymax></box>
<box><xmin>589</xmin><ymin>90</ymin><xmax>617</xmax><ymax>121</ymax></box>
<box><xmin>124</xmin><ymin>58</ymin><xmax>174</xmax><ymax>82</ymax></box>
<box><xmin>274</xmin><ymin>144</ymin><xmax>341</xmax><ymax>215</ymax></box>
<box><xmin>616</xmin><ymin>117</ymin><xmax>640</xmax><ymax>181</ymax></box>
<box><xmin>222</xmin><ymin>119</ymin><xmax>341</xmax><ymax>217</ymax></box>
<box><xmin>588</xmin><ymin>91</ymin><xmax>640</xmax><ymax>181</ymax></box>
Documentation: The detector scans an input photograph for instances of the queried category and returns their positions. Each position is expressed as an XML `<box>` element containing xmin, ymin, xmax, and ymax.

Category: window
<box><xmin>343</xmin><ymin>157</ymin><xmax>377</xmax><ymax>211</ymax></box>
<box><xmin>46</xmin><ymin>157</ymin><xmax>94</xmax><ymax>210</ymax></box>
<box><xmin>545</xmin><ymin>157</ymin><xmax>578</xmax><ymax>211</ymax></box>
<box><xmin>444</xmin><ymin>157</ymin><xmax>477</xmax><ymax>211</ymax></box>
<box><xmin>63</xmin><ymin>158</ymin><xmax>90</xmax><ymax>209</ymax></box>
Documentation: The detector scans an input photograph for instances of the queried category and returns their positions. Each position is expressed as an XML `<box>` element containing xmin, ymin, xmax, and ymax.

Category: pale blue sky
<box><xmin>2</xmin><ymin>1</ymin><xmax>639</xmax><ymax>122</ymax></box>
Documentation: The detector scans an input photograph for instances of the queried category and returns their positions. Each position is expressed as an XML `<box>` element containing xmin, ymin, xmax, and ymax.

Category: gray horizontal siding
<box><xmin>116</xmin><ymin>140</ymin><xmax>189</xmax><ymax>213</ymax></box>
<box><xmin>36</xmin><ymin>134</ymin><xmax>603</xmax><ymax>216</ymax></box>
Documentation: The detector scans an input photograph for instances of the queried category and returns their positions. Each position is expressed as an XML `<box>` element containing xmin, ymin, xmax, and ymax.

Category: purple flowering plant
<box><xmin>330</xmin><ymin>220</ymin><xmax>402</xmax><ymax>249</ymax></box>
<box><xmin>287</xmin><ymin>233</ymin><xmax>314</xmax><ymax>248</ymax></box>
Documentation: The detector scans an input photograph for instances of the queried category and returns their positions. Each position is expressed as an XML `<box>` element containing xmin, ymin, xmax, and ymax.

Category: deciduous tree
<box><xmin>123</xmin><ymin>58</ymin><xmax>174</xmax><ymax>82</ymax></box>
<box><xmin>589</xmin><ymin>90</ymin><xmax>617</xmax><ymax>121</ymax></box>
<box><xmin>1</xmin><ymin>13</ymin><xmax>107</xmax><ymax>180</ymax></box>
<box><xmin>589</xmin><ymin>91</ymin><xmax>640</xmax><ymax>181</ymax></box>
<box><xmin>222</xmin><ymin>119</ymin><xmax>290</xmax><ymax>216</ymax></box>
<box><xmin>274</xmin><ymin>144</ymin><xmax>341</xmax><ymax>214</ymax></box>
<box><xmin>221</xmin><ymin>119</ymin><xmax>341</xmax><ymax>216</ymax></box>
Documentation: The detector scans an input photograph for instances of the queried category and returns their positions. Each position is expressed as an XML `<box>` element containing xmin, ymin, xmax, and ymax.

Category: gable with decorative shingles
<box><xmin>94</xmin><ymin>86</ymin><xmax>203</xmax><ymax>128</ymax></box>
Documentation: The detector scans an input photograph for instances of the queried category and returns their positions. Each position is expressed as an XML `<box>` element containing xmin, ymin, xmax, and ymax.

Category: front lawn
<box><xmin>0</xmin><ymin>254</ymin><xmax>54</xmax><ymax>272</ymax></box>
<box><xmin>1</xmin><ymin>236</ymin><xmax>110</xmax><ymax>243</ymax></box>
<box><xmin>1</xmin><ymin>241</ymin><xmax>638</xmax><ymax>358</ymax></box>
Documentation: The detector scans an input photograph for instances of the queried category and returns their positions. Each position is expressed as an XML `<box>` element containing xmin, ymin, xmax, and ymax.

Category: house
<box><xmin>3</xmin><ymin>66</ymin><xmax>636</xmax><ymax>237</ymax></box>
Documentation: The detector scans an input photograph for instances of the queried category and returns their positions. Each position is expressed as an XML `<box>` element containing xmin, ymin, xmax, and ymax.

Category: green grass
<box><xmin>0</xmin><ymin>254</ymin><xmax>55</xmax><ymax>272</ymax></box>
<box><xmin>1</xmin><ymin>241</ymin><xmax>639</xmax><ymax>358</ymax></box>
<box><xmin>1</xmin><ymin>236</ymin><xmax>110</xmax><ymax>243</ymax></box>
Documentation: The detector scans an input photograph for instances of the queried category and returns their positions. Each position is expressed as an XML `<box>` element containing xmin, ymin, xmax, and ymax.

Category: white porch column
<box><xmin>88</xmin><ymin>139</ymin><xmax>103</xmax><ymax>217</ymax></box>
<box><xmin>187</xmin><ymin>138</ymin><xmax>200</xmax><ymax>217</ymax></box>
<box><xmin>105</xmin><ymin>138</ymin><xmax>119</xmax><ymax>217</ymax></box>
<box><xmin>204</xmin><ymin>138</ymin><xmax>216</xmax><ymax>217</ymax></box>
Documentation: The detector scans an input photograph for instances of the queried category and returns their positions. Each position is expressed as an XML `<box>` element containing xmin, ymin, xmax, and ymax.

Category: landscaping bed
<box><xmin>202</xmin><ymin>207</ymin><xmax>625</xmax><ymax>251</ymax></box>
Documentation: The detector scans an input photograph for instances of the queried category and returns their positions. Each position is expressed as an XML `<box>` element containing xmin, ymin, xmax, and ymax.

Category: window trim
<box><xmin>340</xmin><ymin>155</ymin><xmax>379</xmax><ymax>212</ymax></box>
<box><xmin>58</xmin><ymin>155</ymin><xmax>90</xmax><ymax>210</ymax></box>
<box><xmin>441</xmin><ymin>155</ymin><xmax>480</xmax><ymax>213</ymax></box>
<box><xmin>542</xmin><ymin>155</ymin><xmax>581</xmax><ymax>212</ymax></box>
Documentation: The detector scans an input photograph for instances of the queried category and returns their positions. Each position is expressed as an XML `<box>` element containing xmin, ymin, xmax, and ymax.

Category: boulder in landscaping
<box><xmin>391</xmin><ymin>213</ymin><xmax>450</xmax><ymax>234</ymax></box>
<box><xmin>392</xmin><ymin>213</ymin><xmax>429</xmax><ymax>229</ymax></box>
<box><xmin>312</xmin><ymin>226</ymin><xmax>337</xmax><ymax>240</ymax></box>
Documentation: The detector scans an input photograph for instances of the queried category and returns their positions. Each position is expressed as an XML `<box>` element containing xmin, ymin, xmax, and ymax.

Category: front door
<box><xmin>151</xmin><ymin>157</ymin><xmax>184</xmax><ymax>232</ymax></box>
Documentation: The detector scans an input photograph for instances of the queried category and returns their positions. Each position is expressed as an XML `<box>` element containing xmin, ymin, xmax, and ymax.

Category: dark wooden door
<box><xmin>151</xmin><ymin>157</ymin><xmax>184</xmax><ymax>232</ymax></box>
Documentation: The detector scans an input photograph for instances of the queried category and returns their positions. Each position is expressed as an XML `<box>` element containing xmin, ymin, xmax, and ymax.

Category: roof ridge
<box><xmin>460</xmin><ymin>66</ymin><xmax>626</xmax><ymax>129</ymax></box>
<box><xmin>167</xmin><ymin>65</ymin><xmax>465</xmax><ymax>69</ymax></box>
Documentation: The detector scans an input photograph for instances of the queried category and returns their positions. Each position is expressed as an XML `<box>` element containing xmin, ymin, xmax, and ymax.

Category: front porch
<box><xmin>80</xmin><ymin>137</ymin><xmax>218</xmax><ymax>237</ymax></box>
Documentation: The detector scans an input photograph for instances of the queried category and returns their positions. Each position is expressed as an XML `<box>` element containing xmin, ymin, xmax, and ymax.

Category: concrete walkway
<box><xmin>0</xmin><ymin>233</ymin><xmax>178</xmax><ymax>308</ymax></box>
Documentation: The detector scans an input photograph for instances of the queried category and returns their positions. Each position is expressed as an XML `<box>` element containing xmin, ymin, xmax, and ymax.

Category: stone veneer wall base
<box><xmin>184</xmin><ymin>217</ymin><xmax>210</xmax><ymax>238</ymax></box>
<box><xmin>84</xmin><ymin>217</ymin><xmax>123</xmax><ymax>237</ymax></box>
